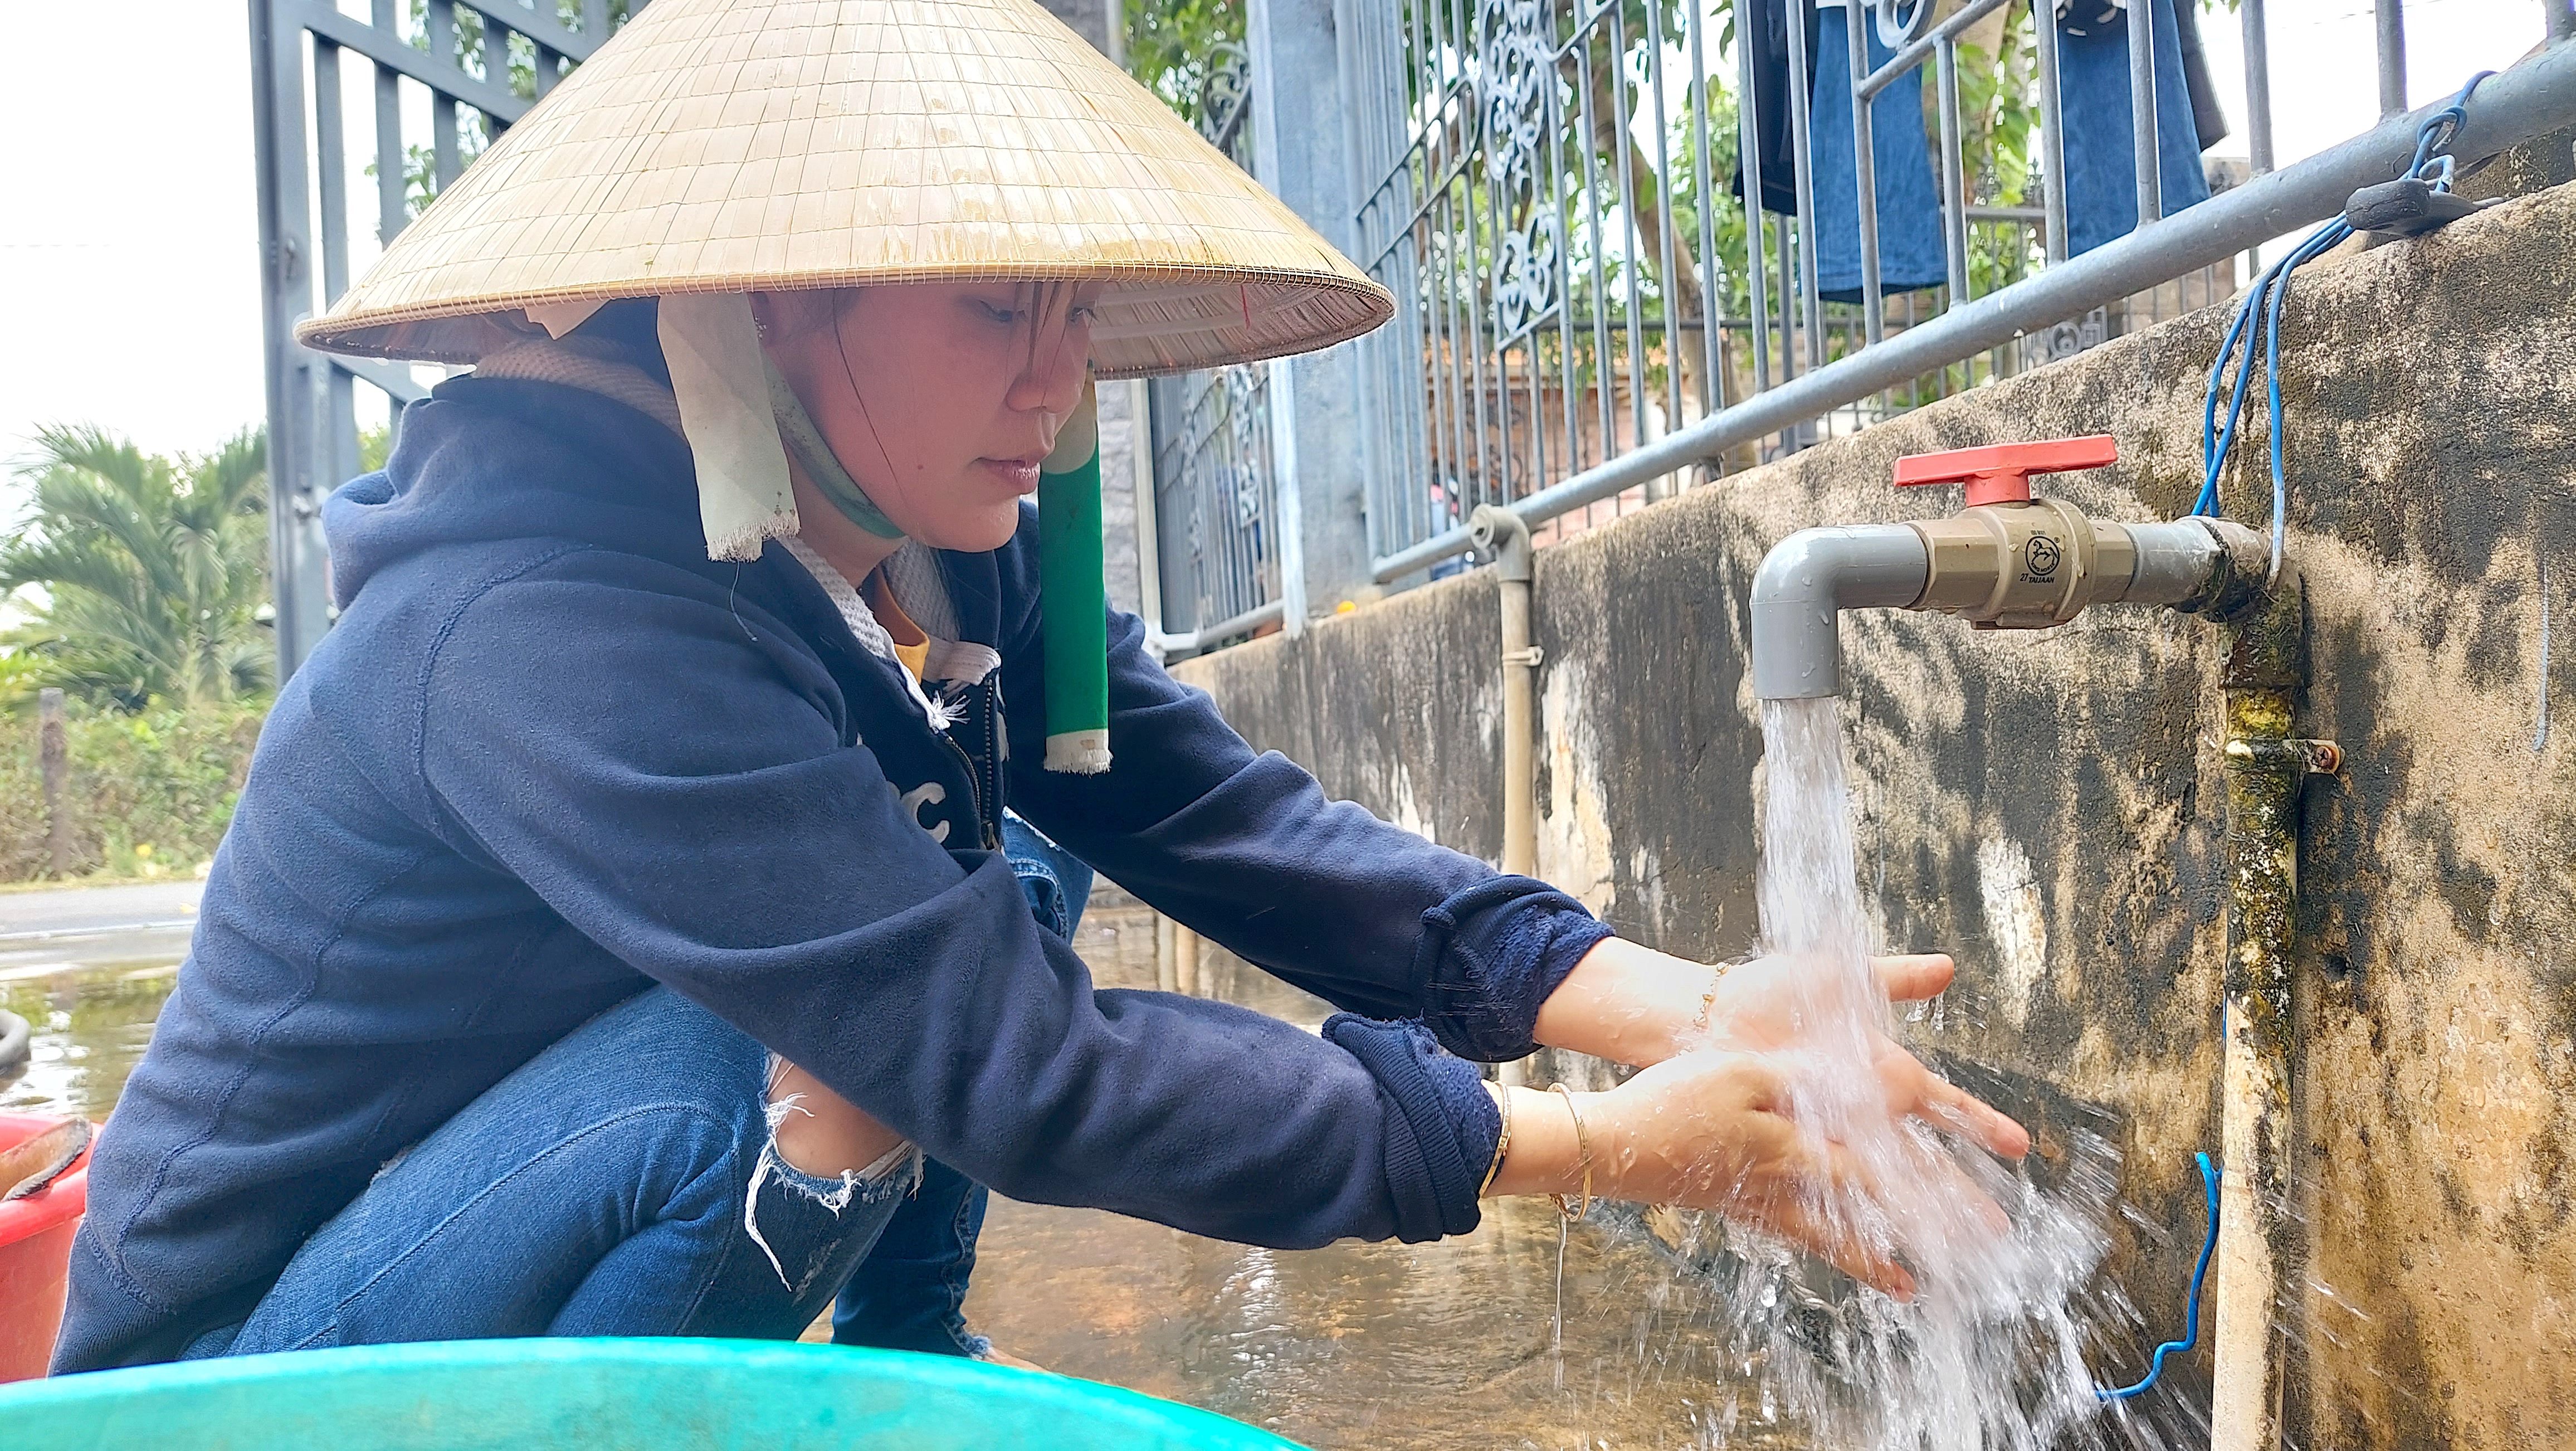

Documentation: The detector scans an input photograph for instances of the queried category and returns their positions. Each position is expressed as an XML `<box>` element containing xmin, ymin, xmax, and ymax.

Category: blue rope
<box><xmin>2127</xmin><ymin>77</ymin><xmax>2495</xmax><ymax>1406</ymax></box>
<box><xmin>2096</xmin><ymin>1151</ymin><xmax>2222</xmax><ymax>1403</ymax></box>
<box><xmin>2190</xmin><ymin>71</ymin><xmax>2495</xmax><ymax>583</ymax></box>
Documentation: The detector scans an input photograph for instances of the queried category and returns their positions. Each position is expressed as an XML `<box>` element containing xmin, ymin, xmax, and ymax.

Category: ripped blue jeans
<box><xmin>183</xmin><ymin>814</ymin><xmax>1093</xmax><ymax>1359</ymax></box>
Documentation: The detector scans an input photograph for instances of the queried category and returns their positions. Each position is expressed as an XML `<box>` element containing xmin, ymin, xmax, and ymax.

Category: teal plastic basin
<box><xmin>0</xmin><ymin>1338</ymin><xmax>1305</xmax><ymax>1449</ymax></box>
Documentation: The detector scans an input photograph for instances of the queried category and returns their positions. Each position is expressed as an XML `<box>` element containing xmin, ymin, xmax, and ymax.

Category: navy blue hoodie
<box><xmin>56</xmin><ymin>372</ymin><xmax>1612</xmax><ymax>1371</ymax></box>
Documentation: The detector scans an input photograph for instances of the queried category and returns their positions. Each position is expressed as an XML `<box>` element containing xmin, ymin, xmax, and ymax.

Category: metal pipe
<box><xmin>1148</xmin><ymin>598</ymin><xmax>1286</xmax><ymax>659</ymax></box>
<box><xmin>1936</xmin><ymin>38</ymin><xmax>1970</xmax><ymax>304</ymax></box>
<box><xmin>2130</xmin><ymin>0</ymin><xmax>2163</xmax><ymax>225</ymax></box>
<box><xmin>1687</xmin><ymin>0</ymin><xmax>1723</xmax><ymax>413</ymax></box>
<box><xmin>426</xmin><ymin>1</ymin><xmax>462</xmax><ymax>189</ymax></box>
<box><xmin>1367</xmin><ymin>42</ymin><xmax>2576</xmax><ymax>582</ymax></box>
<box><xmin>1470</xmin><ymin>507</ymin><xmax>1540</xmax><ymax>879</ymax></box>
<box><xmin>1128</xmin><ymin>379</ymin><xmax>1168</xmax><ymax>650</ymax></box>
<box><xmin>1641</xmin><ymin>0</ymin><xmax>1687</xmax><ymax>455</ymax></box>
<box><xmin>2036</xmin><ymin>0</ymin><xmax>2070</xmax><ymax>261</ymax></box>
<box><xmin>1472</xmin><ymin>505</ymin><xmax>1542</xmax><ymax>1092</ymax></box>
<box><xmin>1857</xmin><ymin>0</ymin><xmax>2015</xmax><ymax>100</ymax></box>
<box><xmin>2210</xmin><ymin>580</ymin><xmax>2319</xmax><ymax>1451</ymax></box>
<box><xmin>1784</xmin><ymin>0</ymin><xmax>1826</xmax><ymax>369</ymax></box>
<box><xmin>371</xmin><ymin>0</ymin><xmax>406</xmax><ymax>248</ymax></box>
<box><xmin>1848</xmin><ymin>0</ymin><xmax>1887</xmax><ymax>346</ymax></box>
<box><xmin>1174</xmin><ymin>924</ymin><xmax>1202</xmax><ymax>997</ymax></box>
<box><xmin>251</xmin><ymin>0</ymin><xmax>335</xmax><ymax>683</ymax></box>
<box><xmin>2374</xmin><ymin>0</ymin><xmax>2410</xmax><ymax>118</ymax></box>
<box><xmin>1738</xmin><ymin>12</ymin><xmax>1775</xmax><ymax>394</ymax></box>
<box><xmin>2553</xmin><ymin>0</ymin><xmax>2576</xmax><ymax>45</ymax></box>
<box><xmin>2243</xmin><ymin>0</ymin><xmax>2276</xmax><ymax>175</ymax></box>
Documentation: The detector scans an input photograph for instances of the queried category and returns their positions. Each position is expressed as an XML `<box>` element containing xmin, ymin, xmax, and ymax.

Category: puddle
<box><xmin>1</xmin><ymin>896</ymin><xmax>1801</xmax><ymax>1449</ymax></box>
<box><xmin>2</xmin><ymin>960</ymin><xmax>179</xmax><ymax>1122</ymax></box>
<box><xmin>967</xmin><ymin>894</ymin><xmax>1807</xmax><ymax>1449</ymax></box>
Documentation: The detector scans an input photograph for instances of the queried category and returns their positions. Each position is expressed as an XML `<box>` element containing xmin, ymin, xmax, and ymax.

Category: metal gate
<box><xmin>1143</xmin><ymin>42</ymin><xmax>1290</xmax><ymax>645</ymax></box>
<box><xmin>248</xmin><ymin>0</ymin><xmax>645</xmax><ymax>681</ymax></box>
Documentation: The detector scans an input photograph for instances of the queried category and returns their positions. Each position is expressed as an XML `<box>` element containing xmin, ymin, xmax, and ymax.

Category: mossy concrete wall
<box><xmin>1171</xmin><ymin>177</ymin><xmax>2576</xmax><ymax>1447</ymax></box>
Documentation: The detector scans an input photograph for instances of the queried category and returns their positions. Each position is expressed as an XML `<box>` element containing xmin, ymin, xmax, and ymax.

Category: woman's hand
<box><xmin>1487</xmin><ymin>1042</ymin><xmax>2028</xmax><ymax>1301</ymax></box>
<box><xmin>1532</xmin><ymin>936</ymin><xmax>1968</xmax><ymax>1069</ymax></box>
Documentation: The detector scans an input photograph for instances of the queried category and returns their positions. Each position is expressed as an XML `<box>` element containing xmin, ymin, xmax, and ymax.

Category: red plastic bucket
<box><xmin>0</xmin><ymin>1114</ymin><xmax>92</xmax><ymax>1382</ymax></box>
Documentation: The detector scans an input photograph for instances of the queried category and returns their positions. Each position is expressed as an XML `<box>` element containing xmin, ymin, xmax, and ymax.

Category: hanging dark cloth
<box><xmin>2168</xmin><ymin>0</ymin><xmax>2231</xmax><ymax>153</ymax></box>
<box><xmin>1731</xmin><ymin>0</ymin><xmax>1819</xmax><ymax>216</ymax></box>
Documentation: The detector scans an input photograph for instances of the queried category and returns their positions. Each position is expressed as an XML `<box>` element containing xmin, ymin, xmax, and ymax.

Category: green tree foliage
<box><xmin>0</xmin><ymin>697</ymin><xmax>269</xmax><ymax>880</ymax></box>
<box><xmin>374</xmin><ymin>0</ymin><xmax>641</xmax><ymax>218</ymax></box>
<box><xmin>1</xmin><ymin>426</ymin><xmax>274</xmax><ymax>712</ymax></box>
<box><xmin>1123</xmin><ymin>0</ymin><xmax>1246</xmax><ymax>123</ymax></box>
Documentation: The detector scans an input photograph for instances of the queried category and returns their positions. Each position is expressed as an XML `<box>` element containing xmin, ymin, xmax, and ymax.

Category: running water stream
<box><xmin>1705</xmin><ymin>697</ymin><xmax>2135</xmax><ymax>1451</ymax></box>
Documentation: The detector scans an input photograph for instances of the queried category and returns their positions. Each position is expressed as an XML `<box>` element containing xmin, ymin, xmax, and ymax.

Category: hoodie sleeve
<box><xmin>416</xmin><ymin>551</ymin><xmax>1489</xmax><ymax>1247</ymax></box>
<box><xmin>1001</xmin><ymin>598</ymin><xmax>1616</xmax><ymax>1063</ymax></box>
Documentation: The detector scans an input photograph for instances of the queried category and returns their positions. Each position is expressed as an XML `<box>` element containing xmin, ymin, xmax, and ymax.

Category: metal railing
<box><xmin>1333</xmin><ymin>0</ymin><xmax>2576</xmax><ymax>586</ymax></box>
<box><xmin>252</xmin><ymin>0</ymin><xmax>643</xmax><ymax>680</ymax></box>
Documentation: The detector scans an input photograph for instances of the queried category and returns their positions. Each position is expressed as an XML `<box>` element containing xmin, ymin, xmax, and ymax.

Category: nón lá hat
<box><xmin>294</xmin><ymin>0</ymin><xmax>1393</xmax><ymax>377</ymax></box>
<box><xmin>296</xmin><ymin>0</ymin><xmax>1386</xmax><ymax>776</ymax></box>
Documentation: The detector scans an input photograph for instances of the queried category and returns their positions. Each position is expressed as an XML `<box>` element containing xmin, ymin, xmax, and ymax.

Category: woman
<box><xmin>56</xmin><ymin>0</ymin><xmax>2022</xmax><ymax>1372</ymax></box>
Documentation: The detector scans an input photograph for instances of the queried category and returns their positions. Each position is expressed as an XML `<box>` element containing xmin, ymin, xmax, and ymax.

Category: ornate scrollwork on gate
<box><xmin>1480</xmin><ymin>0</ymin><xmax>1560</xmax><ymax>343</ymax></box>
<box><xmin>1197</xmin><ymin>41</ymin><xmax>1255</xmax><ymax>163</ymax></box>
<box><xmin>1217</xmin><ymin>364</ymin><xmax>1269</xmax><ymax>530</ymax></box>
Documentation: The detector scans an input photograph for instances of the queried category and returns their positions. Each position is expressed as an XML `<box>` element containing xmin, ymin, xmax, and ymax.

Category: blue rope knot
<box><xmin>2095</xmin><ymin>1151</ymin><xmax>2222</xmax><ymax>1403</ymax></box>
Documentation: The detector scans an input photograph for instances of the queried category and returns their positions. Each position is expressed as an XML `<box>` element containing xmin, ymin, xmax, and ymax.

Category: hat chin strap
<box><xmin>764</xmin><ymin>354</ymin><xmax>906</xmax><ymax>542</ymax></box>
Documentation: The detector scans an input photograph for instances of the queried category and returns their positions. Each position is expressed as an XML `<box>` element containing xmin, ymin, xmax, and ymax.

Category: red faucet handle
<box><xmin>1892</xmin><ymin>435</ymin><xmax>2119</xmax><ymax>507</ymax></box>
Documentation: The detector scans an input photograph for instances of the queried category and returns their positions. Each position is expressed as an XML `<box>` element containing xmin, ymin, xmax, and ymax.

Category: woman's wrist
<box><xmin>1529</xmin><ymin>936</ymin><xmax>1720</xmax><ymax>1068</ymax></box>
<box><xmin>1481</xmin><ymin>1082</ymin><xmax>1618</xmax><ymax>1200</ymax></box>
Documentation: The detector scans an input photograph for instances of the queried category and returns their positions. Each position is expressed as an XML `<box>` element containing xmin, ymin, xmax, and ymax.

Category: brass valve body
<box><xmin>1907</xmin><ymin>499</ymin><xmax>2138</xmax><ymax>630</ymax></box>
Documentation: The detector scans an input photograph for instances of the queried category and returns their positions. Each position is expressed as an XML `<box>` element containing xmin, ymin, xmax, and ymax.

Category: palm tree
<box><xmin>2</xmin><ymin>425</ymin><xmax>273</xmax><ymax>710</ymax></box>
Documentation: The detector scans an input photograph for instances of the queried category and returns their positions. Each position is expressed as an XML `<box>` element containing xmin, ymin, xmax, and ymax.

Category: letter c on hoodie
<box><xmin>897</xmin><ymin>780</ymin><xmax>950</xmax><ymax>845</ymax></box>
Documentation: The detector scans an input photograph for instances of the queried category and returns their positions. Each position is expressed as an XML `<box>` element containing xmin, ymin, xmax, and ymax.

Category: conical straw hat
<box><xmin>296</xmin><ymin>0</ymin><xmax>1391</xmax><ymax>378</ymax></box>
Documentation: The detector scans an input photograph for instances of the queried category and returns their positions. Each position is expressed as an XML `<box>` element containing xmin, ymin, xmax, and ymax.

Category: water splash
<box><xmin>1688</xmin><ymin>697</ymin><xmax>2153</xmax><ymax>1450</ymax></box>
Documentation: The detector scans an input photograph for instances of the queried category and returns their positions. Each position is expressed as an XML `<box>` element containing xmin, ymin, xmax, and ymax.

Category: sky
<box><xmin>3</xmin><ymin>3</ymin><xmax>268</xmax><ymax>472</ymax></box>
<box><xmin>0</xmin><ymin>0</ymin><xmax>2557</xmax><ymax>499</ymax></box>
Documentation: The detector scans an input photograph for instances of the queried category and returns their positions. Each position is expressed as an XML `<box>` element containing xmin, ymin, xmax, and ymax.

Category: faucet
<box><xmin>1748</xmin><ymin>436</ymin><xmax>2272</xmax><ymax>699</ymax></box>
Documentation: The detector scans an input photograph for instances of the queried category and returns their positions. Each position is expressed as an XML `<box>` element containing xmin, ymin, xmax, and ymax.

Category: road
<box><xmin>0</xmin><ymin>879</ymin><xmax>202</xmax><ymax>979</ymax></box>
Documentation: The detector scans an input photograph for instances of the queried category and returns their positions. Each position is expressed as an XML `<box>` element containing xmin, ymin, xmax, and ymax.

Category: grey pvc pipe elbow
<box><xmin>1749</xmin><ymin>525</ymin><xmax>1932</xmax><ymax>699</ymax></box>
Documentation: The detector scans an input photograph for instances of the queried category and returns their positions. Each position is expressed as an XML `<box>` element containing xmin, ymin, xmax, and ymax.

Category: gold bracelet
<box><xmin>1478</xmin><ymin>1081</ymin><xmax>1513</xmax><ymax>1196</ymax></box>
<box><xmin>1689</xmin><ymin>960</ymin><xmax>1735</xmax><ymax>1037</ymax></box>
<box><xmin>1547</xmin><ymin>1083</ymin><xmax>1592</xmax><ymax>1223</ymax></box>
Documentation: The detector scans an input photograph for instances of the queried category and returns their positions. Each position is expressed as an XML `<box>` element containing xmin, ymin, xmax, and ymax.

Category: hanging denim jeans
<box><xmin>1808</xmin><ymin>1</ymin><xmax>1948</xmax><ymax>301</ymax></box>
<box><xmin>2057</xmin><ymin>0</ymin><xmax>2212</xmax><ymax>256</ymax></box>
<box><xmin>830</xmin><ymin>811</ymin><xmax>1093</xmax><ymax>1357</ymax></box>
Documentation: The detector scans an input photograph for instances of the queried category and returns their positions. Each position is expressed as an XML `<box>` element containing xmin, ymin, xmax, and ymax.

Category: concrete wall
<box><xmin>1170</xmin><ymin>178</ymin><xmax>2576</xmax><ymax>1447</ymax></box>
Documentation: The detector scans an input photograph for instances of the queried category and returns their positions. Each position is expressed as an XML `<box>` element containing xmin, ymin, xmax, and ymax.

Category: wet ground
<box><xmin>2</xmin><ymin>882</ymin><xmax>1801</xmax><ymax>1450</ymax></box>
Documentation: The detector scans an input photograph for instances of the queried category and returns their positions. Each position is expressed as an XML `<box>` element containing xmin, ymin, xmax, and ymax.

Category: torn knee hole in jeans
<box><xmin>745</xmin><ymin>1082</ymin><xmax>922</xmax><ymax>1289</ymax></box>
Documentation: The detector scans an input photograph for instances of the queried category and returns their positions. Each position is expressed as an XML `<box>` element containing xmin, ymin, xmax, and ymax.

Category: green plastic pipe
<box><xmin>1039</xmin><ymin>378</ymin><xmax>1111</xmax><ymax>774</ymax></box>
